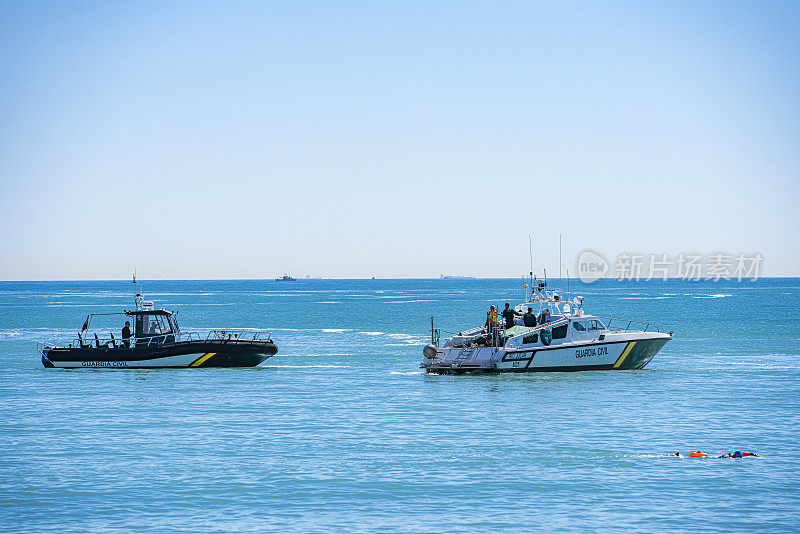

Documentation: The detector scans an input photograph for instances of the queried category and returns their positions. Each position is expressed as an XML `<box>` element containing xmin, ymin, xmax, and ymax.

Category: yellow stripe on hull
<box><xmin>190</xmin><ymin>352</ymin><xmax>217</xmax><ymax>367</ymax></box>
<box><xmin>613</xmin><ymin>342</ymin><xmax>637</xmax><ymax>369</ymax></box>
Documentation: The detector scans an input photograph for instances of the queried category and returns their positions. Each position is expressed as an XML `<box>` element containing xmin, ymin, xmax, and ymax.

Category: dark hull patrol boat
<box><xmin>39</xmin><ymin>293</ymin><xmax>277</xmax><ymax>369</ymax></box>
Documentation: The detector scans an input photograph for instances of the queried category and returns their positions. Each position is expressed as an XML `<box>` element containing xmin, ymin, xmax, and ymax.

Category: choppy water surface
<box><xmin>1</xmin><ymin>278</ymin><xmax>799</xmax><ymax>532</ymax></box>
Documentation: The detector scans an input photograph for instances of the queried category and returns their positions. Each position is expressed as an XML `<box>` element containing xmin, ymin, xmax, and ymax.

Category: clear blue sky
<box><xmin>1</xmin><ymin>1</ymin><xmax>798</xmax><ymax>279</ymax></box>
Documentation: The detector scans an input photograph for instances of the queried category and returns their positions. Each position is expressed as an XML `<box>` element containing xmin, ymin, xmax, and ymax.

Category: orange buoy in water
<box><xmin>689</xmin><ymin>451</ymin><xmax>709</xmax><ymax>458</ymax></box>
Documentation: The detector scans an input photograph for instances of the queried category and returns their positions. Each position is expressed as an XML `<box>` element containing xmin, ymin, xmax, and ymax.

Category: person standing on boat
<box><xmin>486</xmin><ymin>305</ymin><xmax>498</xmax><ymax>328</ymax></box>
<box><xmin>122</xmin><ymin>321</ymin><xmax>132</xmax><ymax>348</ymax></box>
<box><xmin>538</xmin><ymin>308</ymin><xmax>551</xmax><ymax>325</ymax></box>
<box><xmin>523</xmin><ymin>307</ymin><xmax>537</xmax><ymax>327</ymax></box>
<box><xmin>501</xmin><ymin>303</ymin><xmax>521</xmax><ymax>328</ymax></box>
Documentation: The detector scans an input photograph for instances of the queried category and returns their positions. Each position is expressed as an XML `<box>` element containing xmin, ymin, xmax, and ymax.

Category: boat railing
<box><xmin>500</xmin><ymin>317</ymin><xmax>570</xmax><ymax>338</ymax></box>
<box><xmin>65</xmin><ymin>331</ymin><xmax>201</xmax><ymax>349</ymax></box>
<box><xmin>68</xmin><ymin>333</ymin><xmax>156</xmax><ymax>349</ymax></box>
<box><xmin>495</xmin><ymin>317</ymin><xmax>567</xmax><ymax>346</ymax></box>
<box><xmin>49</xmin><ymin>329</ymin><xmax>274</xmax><ymax>350</ymax></box>
<box><xmin>206</xmin><ymin>330</ymin><xmax>273</xmax><ymax>343</ymax></box>
<box><xmin>445</xmin><ymin>317</ymin><xmax>571</xmax><ymax>348</ymax></box>
<box><xmin>597</xmin><ymin>317</ymin><xmax>660</xmax><ymax>332</ymax></box>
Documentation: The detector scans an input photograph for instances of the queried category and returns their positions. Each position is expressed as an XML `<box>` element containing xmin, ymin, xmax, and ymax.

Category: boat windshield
<box><xmin>572</xmin><ymin>319</ymin><xmax>603</xmax><ymax>332</ymax></box>
<box><xmin>134</xmin><ymin>313</ymin><xmax>173</xmax><ymax>337</ymax></box>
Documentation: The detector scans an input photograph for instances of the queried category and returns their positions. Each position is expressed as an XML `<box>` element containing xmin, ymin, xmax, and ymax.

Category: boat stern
<box><xmin>421</xmin><ymin>345</ymin><xmax>499</xmax><ymax>374</ymax></box>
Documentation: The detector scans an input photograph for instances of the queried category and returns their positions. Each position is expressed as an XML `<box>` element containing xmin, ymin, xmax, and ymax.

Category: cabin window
<box><xmin>135</xmin><ymin>314</ymin><xmax>173</xmax><ymax>337</ymax></box>
<box><xmin>523</xmin><ymin>332</ymin><xmax>539</xmax><ymax>344</ymax></box>
<box><xmin>163</xmin><ymin>316</ymin><xmax>173</xmax><ymax>333</ymax></box>
<box><xmin>553</xmin><ymin>324</ymin><xmax>568</xmax><ymax>339</ymax></box>
<box><xmin>146</xmin><ymin>318</ymin><xmax>159</xmax><ymax>335</ymax></box>
<box><xmin>152</xmin><ymin>316</ymin><xmax>172</xmax><ymax>335</ymax></box>
<box><xmin>572</xmin><ymin>320</ymin><xmax>601</xmax><ymax>332</ymax></box>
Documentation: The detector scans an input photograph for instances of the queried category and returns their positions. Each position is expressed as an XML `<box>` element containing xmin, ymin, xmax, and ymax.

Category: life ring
<box><xmin>540</xmin><ymin>327</ymin><xmax>552</xmax><ymax>346</ymax></box>
<box><xmin>689</xmin><ymin>451</ymin><xmax>709</xmax><ymax>458</ymax></box>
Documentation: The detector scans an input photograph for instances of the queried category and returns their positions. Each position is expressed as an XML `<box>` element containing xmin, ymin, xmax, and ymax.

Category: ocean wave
<box><xmin>126</xmin><ymin>292</ymin><xmax>217</xmax><ymax>297</ymax></box>
<box><xmin>259</xmin><ymin>364</ymin><xmax>351</xmax><ymax>368</ymax></box>
<box><xmin>255</xmin><ymin>291</ymin><xmax>311</xmax><ymax>297</ymax></box>
<box><xmin>0</xmin><ymin>328</ymin><xmax>79</xmax><ymax>341</ymax></box>
<box><xmin>17</xmin><ymin>292</ymin><xmax>217</xmax><ymax>298</ymax></box>
<box><xmin>387</xmin><ymin>333</ymin><xmax>415</xmax><ymax>339</ymax></box>
<box><xmin>185</xmin><ymin>327</ymin><xmax>305</xmax><ymax>332</ymax></box>
<box><xmin>197</xmin><ymin>303</ymin><xmax>239</xmax><ymax>306</ymax></box>
<box><xmin>43</xmin><ymin>304</ymin><xmax>122</xmax><ymax>308</ymax></box>
<box><xmin>620</xmin><ymin>296</ymin><xmax>671</xmax><ymax>300</ymax></box>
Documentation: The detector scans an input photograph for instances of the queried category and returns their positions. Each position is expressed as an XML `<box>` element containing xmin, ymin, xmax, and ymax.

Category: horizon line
<box><xmin>0</xmin><ymin>276</ymin><xmax>795</xmax><ymax>283</ymax></box>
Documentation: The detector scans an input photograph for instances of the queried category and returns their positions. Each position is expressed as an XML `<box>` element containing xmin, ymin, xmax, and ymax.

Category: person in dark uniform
<box><xmin>122</xmin><ymin>320</ymin><xmax>132</xmax><ymax>348</ymax></box>
<box><xmin>523</xmin><ymin>307</ymin><xmax>537</xmax><ymax>327</ymax></box>
<box><xmin>538</xmin><ymin>308</ymin><xmax>551</xmax><ymax>325</ymax></box>
<box><xmin>501</xmin><ymin>303</ymin><xmax>521</xmax><ymax>329</ymax></box>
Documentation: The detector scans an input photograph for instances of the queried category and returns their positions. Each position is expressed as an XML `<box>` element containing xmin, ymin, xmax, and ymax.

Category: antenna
<box><xmin>529</xmin><ymin>234</ymin><xmax>534</xmax><ymax>300</ymax></box>
<box><xmin>559</xmin><ymin>233</ymin><xmax>562</xmax><ymax>288</ymax></box>
<box><xmin>529</xmin><ymin>234</ymin><xmax>533</xmax><ymax>275</ymax></box>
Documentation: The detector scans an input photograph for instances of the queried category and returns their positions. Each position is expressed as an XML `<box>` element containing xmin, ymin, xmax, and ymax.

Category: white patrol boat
<box><xmin>422</xmin><ymin>279</ymin><xmax>672</xmax><ymax>374</ymax></box>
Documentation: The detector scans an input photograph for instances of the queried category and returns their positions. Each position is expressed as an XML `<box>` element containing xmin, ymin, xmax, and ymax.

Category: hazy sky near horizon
<box><xmin>1</xmin><ymin>1</ymin><xmax>798</xmax><ymax>280</ymax></box>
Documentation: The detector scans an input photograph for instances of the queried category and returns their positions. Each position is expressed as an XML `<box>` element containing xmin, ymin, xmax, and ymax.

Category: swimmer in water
<box><xmin>718</xmin><ymin>451</ymin><xmax>759</xmax><ymax>458</ymax></box>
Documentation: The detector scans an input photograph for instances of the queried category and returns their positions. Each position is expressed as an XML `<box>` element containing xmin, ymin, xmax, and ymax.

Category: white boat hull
<box><xmin>423</xmin><ymin>333</ymin><xmax>671</xmax><ymax>374</ymax></box>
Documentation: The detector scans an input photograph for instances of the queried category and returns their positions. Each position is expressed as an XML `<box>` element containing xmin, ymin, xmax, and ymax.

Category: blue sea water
<box><xmin>1</xmin><ymin>278</ymin><xmax>799</xmax><ymax>532</ymax></box>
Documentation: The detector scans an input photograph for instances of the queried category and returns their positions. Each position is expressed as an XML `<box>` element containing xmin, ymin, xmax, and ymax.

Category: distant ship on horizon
<box><xmin>440</xmin><ymin>274</ymin><xmax>475</xmax><ymax>280</ymax></box>
<box><xmin>275</xmin><ymin>275</ymin><xmax>296</xmax><ymax>282</ymax></box>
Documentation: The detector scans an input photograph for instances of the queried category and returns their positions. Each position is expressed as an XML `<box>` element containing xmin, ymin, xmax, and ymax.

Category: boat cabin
<box><xmin>126</xmin><ymin>309</ymin><xmax>180</xmax><ymax>339</ymax></box>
